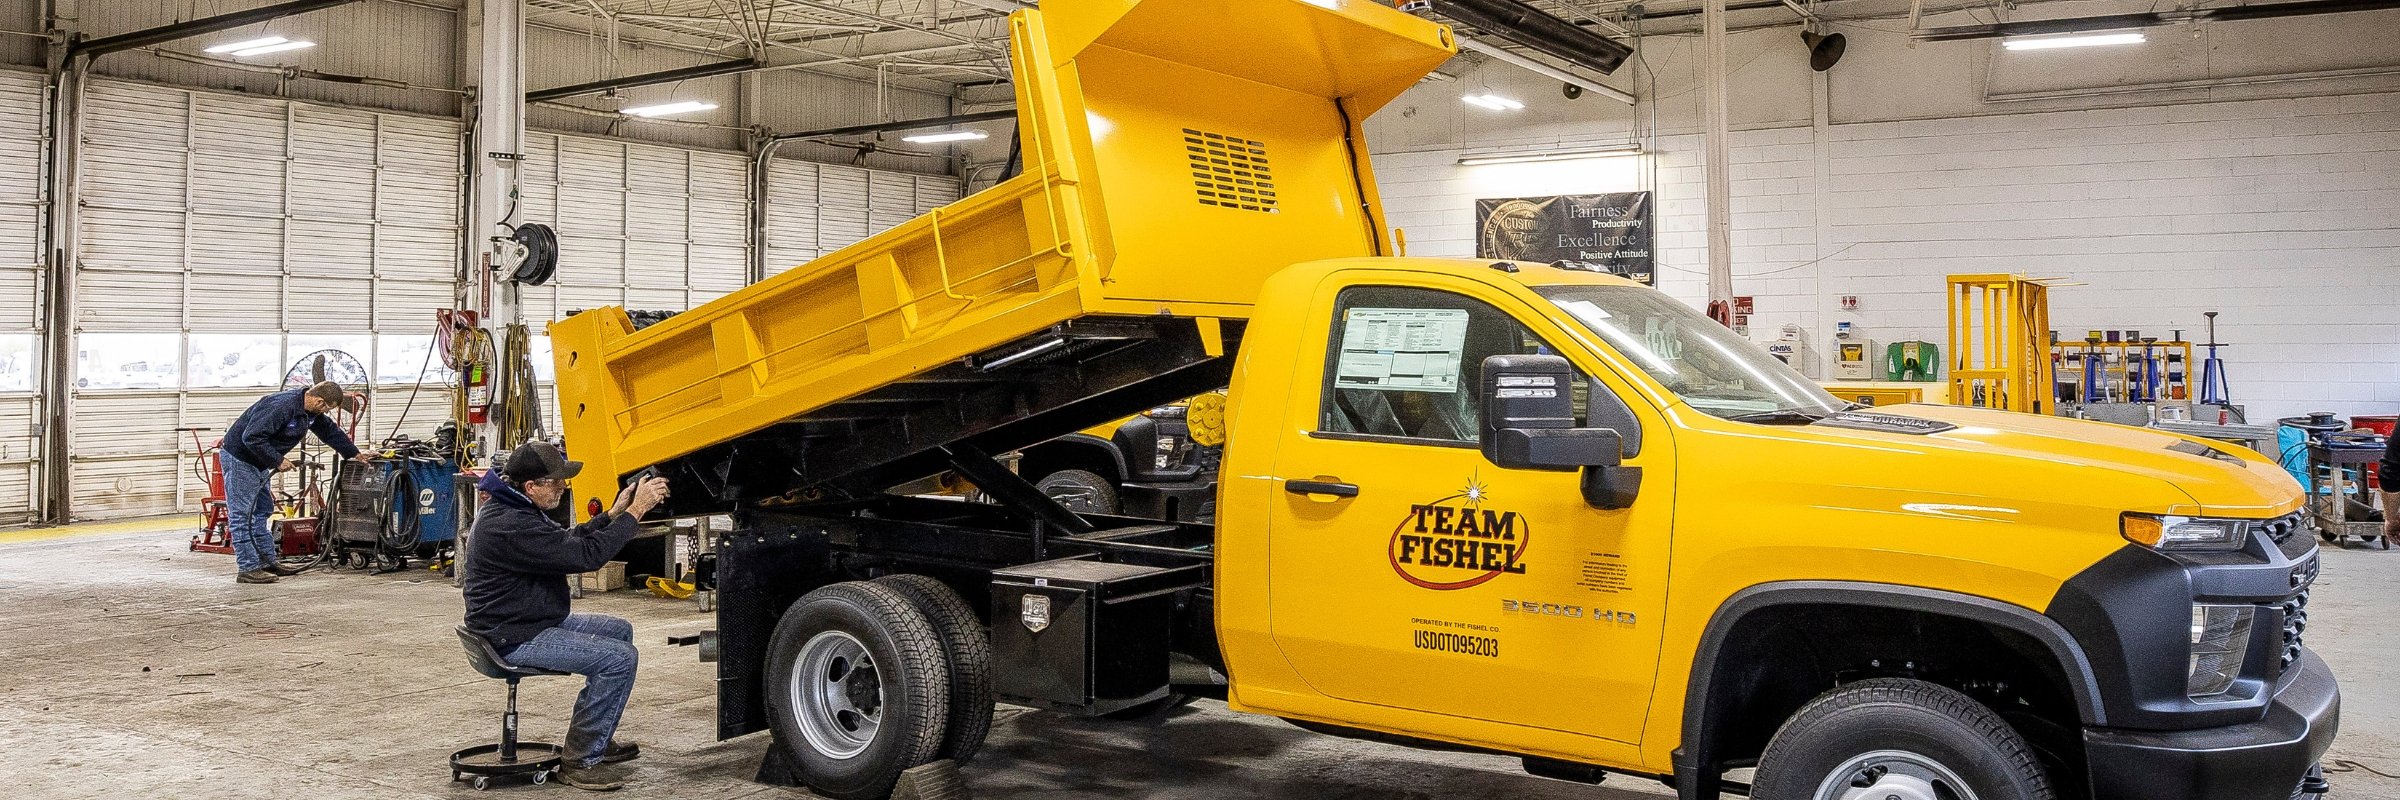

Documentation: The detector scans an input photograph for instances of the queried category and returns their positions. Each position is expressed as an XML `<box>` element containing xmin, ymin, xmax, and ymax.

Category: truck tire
<box><xmin>872</xmin><ymin>574</ymin><xmax>995</xmax><ymax>764</ymax></box>
<box><xmin>1753</xmin><ymin>678</ymin><xmax>2054</xmax><ymax>800</ymax></box>
<box><xmin>1035</xmin><ymin>469</ymin><xmax>1118</xmax><ymax>514</ymax></box>
<box><xmin>764</xmin><ymin>581</ymin><xmax>951</xmax><ymax>800</ymax></box>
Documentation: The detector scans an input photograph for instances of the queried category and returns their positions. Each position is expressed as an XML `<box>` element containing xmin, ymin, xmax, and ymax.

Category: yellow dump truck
<box><xmin>548</xmin><ymin>2</ymin><xmax>2336</xmax><ymax>798</ymax></box>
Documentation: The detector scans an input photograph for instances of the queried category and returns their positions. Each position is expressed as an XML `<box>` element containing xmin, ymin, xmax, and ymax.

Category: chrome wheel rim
<box><xmin>1813</xmin><ymin>750</ymin><xmax>1979</xmax><ymax>800</ymax></box>
<box><xmin>791</xmin><ymin>630</ymin><xmax>881</xmax><ymax>759</ymax></box>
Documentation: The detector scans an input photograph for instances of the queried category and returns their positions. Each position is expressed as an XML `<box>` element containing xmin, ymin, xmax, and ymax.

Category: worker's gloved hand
<box><xmin>351</xmin><ymin>453</ymin><xmax>374</xmax><ymax>466</ymax></box>
<box><xmin>277</xmin><ymin>458</ymin><xmax>296</xmax><ymax>473</ymax></box>
<box><xmin>627</xmin><ymin>477</ymin><xmax>671</xmax><ymax>519</ymax></box>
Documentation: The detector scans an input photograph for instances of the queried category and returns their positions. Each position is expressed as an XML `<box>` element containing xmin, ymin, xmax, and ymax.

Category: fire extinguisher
<box><xmin>464</xmin><ymin>356</ymin><xmax>492</xmax><ymax>424</ymax></box>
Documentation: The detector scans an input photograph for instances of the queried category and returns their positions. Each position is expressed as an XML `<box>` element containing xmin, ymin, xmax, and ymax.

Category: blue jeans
<box><xmin>505</xmin><ymin>613</ymin><xmax>639</xmax><ymax>766</ymax></box>
<box><xmin>220</xmin><ymin>457</ymin><xmax>279</xmax><ymax>573</ymax></box>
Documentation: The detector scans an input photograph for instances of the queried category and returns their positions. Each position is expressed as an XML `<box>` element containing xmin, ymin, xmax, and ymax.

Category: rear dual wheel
<box><xmin>1754</xmin><ymin>679</ymin><xmax>2054</xmax><ymax>800</ymax></box>
<box><xmin>766</xmin><ymin>579</ymin><xmax>985</xmax><ymax>800</ymax></box>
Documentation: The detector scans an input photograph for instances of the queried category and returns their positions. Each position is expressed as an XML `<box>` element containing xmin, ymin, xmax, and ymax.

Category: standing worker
<box><xmin>220</xmin><ymin>381</ymin><xmax>370</xmax><ymax>584</ymax></box>
<box><xmin>463</xmin><ymin>441</ymin><xmax>670</xmax><ymax>792</ymax></box>
<box><xmin>2382</xmin><ymin>430</ymin><xmax>2398</xmax><ymax>547</ymax></box>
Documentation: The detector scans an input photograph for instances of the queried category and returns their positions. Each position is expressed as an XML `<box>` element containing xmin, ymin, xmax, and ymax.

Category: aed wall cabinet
<box><xmin>989</xmin><ymin>559</ymin><xmax>1180</xmax><ymax>716</ymax></box>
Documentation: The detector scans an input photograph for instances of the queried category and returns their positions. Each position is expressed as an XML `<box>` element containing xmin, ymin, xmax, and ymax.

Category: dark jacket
<box><xmin>222</xmin><ymin>387</ymin><xmax>360</xmax><ymax>470</ymax></box>
<box><xmin>2382</xmin><ymin>430</ymin><xmax>2398</xmax><ymax>490</ymax></box>
<box><xmin>463</xmin><ymin>471</ymin><xmax>642</xmax><ymax>652</ymax></box>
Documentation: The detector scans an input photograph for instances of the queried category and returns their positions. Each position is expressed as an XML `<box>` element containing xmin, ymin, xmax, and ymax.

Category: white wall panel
<box><xmin>67</xmin><ymin>79</ymin><xmax>464</xmax><ymax>520</ymax></box>
<box><xmin>517</xmin><ymin>132</ymin><xmax>752</xmax><ymax>321</ymax></box>
<box><xmin>1372</xmin><ymin>89</ymin><xmax>2400</xmax><ymax>422</ymax></box>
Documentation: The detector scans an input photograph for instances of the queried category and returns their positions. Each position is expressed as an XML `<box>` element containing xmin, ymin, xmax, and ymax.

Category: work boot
<box><xmin>557</xmin><ymin>762</ymin><xmax>628</xmax><ymax>791</ymax></box>
<box><xmin>261</xmin><ymin>562</ymin><xmax>300</xmax><ymax>577</ymax></box>
<box><xmin>236</xmin><ymin>570</ymin><xmax>279</xmax><ymax>584</ymax></box>
<box><xmin>599</xmin><ymin>739</ymin><xmax>640</xmax><ymax>763</ymax></box>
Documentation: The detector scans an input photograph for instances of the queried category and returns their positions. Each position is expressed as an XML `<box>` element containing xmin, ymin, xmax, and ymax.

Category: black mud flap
<box><xmin>714</xmin><ymin>524</ymin><xmax>834</xmax><ymax>741</ymax></box>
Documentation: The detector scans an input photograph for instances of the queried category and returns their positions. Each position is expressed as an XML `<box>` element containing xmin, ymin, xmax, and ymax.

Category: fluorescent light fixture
<box><xmin>2002</xmin><ymin>32</ymin><xmax>2146</xmax><ymax>50</ymax></box>
<box><xmin>229</xmin><ymin>40</ymin><xmax>315</xmax><ymax>57</ymax></box>
<box><xmin>1462</xmin><ymin>92</ymin><xmax>1525</xmax><ymax>111</ymax></box>
<box><xmin>204</xmin><ymin>36</ymin><xmax>287</xmax><ymax>54</ymax></box>
<box><xmin>620</xmin><ymin>101</ymin><xmax>719</xmax><ymax>118</ymax></box>
<box><xmin>1458</xmin><ymin>143</ymin><xmax>1642</xmax><ymax>166</ymax></box>
<box><xmin>901</xmin><ymin>130</ymin><xmax>990</xmax><ymax>144</ymax></box>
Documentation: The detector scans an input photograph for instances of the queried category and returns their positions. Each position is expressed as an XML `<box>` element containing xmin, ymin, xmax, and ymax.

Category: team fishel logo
<box><xmin>1389</xmin><ymin>479</ymin><xmax>1528</xmax><ymax>590</ymax></box>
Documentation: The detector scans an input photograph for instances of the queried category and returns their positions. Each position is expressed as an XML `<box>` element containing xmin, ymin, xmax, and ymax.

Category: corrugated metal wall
<box><xmin>0</xmin><ymin>68</ymin><xmax>37</xmax><ymax>524</ymax></box>
<box><xmin>762</xmin><ymin>157</ymin><xmax>961</xmax><ymax>277</ymax></box>
<box><xmin>71</xmin><ymin>77</ymin><xmax>464</xmax><ymax>519</ymax></box>
<box><xmin>514</xmin><ymin>132</ymin><xmax>752</xmax><ymax>319</ymax></box>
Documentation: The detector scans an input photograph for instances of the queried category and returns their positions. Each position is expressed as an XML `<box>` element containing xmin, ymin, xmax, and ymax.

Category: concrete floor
<box><xmin>1</xmin><ymin>521</ymin><xmax>2396</xmax><ymax>799</ymax></box>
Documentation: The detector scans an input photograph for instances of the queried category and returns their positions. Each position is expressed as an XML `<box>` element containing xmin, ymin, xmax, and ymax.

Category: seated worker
<box><xmin>463</xmin><ymin>441</ymin><xmax>670</xmax><ymax>792</ymax></box>
<box><xmin>221</xmin><ymin>380</ymin><xmax>373</xmax><ymax>584</ymax></box>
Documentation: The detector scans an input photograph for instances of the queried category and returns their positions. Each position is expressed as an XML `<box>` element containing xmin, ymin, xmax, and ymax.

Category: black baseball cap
<box><xmin>503</xmin><ymin>441</ymin><xmax>583</xmax><ymax>483</ymax></box>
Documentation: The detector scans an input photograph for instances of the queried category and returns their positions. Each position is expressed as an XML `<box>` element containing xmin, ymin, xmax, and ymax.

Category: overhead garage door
<box><xmin>0</xmin><ymin>69</ymin><xmax>40</xmax><ymax>525</ymax></box>
<box><xmin>71</xmin><ymin>79</ymin><xmax>462</xmax><ymax>520</ymax></box>
<box><xmin>515</xmin><ymin>133</ymin><xmax>752</xmax><ymax>321</ymax></box>
<box><xmin>762</xmin><ymin>157</ymin><xmax>962</xmax><ymax>278</ymax></box>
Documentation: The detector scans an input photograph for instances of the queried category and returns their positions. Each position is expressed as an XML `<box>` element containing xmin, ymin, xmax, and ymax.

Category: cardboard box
<box><xmin>577</xmin><ymin>561</ymin><xmax>627</xmax><ymax>593</ymax></box>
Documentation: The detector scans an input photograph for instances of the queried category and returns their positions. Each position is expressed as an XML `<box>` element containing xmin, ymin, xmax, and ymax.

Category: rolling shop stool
<box><xmin>450</xmin><ymin>626</ymin><xmax>568</xmax><ymax>790</ymax></box>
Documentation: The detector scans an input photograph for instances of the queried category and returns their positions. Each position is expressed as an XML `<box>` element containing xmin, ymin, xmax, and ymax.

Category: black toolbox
<box><xmin>989</xmin><ymin>558</ymin><xmax>1182</xmax><ymax>716</ymax></box>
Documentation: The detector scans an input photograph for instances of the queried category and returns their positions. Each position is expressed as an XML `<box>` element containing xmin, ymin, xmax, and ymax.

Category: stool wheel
<box><xmin>450</xmin><ymin>742</ymin><xmax>564</xmax><ymax>790</ymax></box>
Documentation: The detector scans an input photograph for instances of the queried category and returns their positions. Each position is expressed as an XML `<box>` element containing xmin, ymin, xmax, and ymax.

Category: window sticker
<box><xmin>1334</xmin><ymin>307</ymin><xmax>1469</xmax><ymax>393</ymax></box>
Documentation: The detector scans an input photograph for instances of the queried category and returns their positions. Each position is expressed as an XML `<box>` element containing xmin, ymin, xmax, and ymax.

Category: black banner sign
<box><xmin>1473</xmin><ymin>192</ymin><xmax>1654</xmax><ymax>285</ymax></box>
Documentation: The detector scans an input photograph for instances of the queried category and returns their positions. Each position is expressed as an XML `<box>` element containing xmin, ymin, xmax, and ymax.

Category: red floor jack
<box><xmin>179</xmin><ymin>427</ymin><xmax>325</xmax><ymax>560</ymax></box>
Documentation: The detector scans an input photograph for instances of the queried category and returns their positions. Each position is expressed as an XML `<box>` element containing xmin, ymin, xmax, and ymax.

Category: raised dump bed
<box><xmin>551</xmin><ymin>0</ymin><xmax>1457</xmax><ymax>514</ymax></box>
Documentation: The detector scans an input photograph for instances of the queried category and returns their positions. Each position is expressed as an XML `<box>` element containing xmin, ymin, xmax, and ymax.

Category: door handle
<box><xmin>1285</xmin><ymin>479</ymin><xmax>1360</xmax><ymax>498</ymax></box>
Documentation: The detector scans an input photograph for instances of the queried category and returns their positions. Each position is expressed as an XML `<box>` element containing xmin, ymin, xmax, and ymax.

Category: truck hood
<box><xmin>1805</xmin><ymin>405</ymin><xmax>2305</xmax><ymax>519</ymax></box>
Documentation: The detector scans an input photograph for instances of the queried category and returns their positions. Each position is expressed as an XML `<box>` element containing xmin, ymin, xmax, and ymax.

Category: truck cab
<box><xmin>1212</xmin><ymin>256</ymin><xmax>2334</xmax><ymax>800</ymax></box>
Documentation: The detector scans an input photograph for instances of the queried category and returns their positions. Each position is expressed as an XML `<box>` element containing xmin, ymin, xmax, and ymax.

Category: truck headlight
<box><xmin>2122</xmin><ymin>514</ymin><xmax>2246</xmax><ymax>551</ymax></box>
<box><xmin>2188</xmin><ymin>604</ymin><xmax>2256</xmax><ymax>698</ymax></box>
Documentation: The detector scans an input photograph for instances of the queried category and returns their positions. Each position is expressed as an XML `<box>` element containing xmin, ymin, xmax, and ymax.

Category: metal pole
<box><xmin>765</xmin><ymin>109</ymin><xmax>1016</xmax><ymax>143</ymax></box>
<box><xmin>1700</xmin><ymin>0</ymin><xmax>1733</xmax><ymax>308</ymax></box>
<box><xmin>36</xmin><ymin>51</ymin><xmax>83</xmax><ymax>524</ymax></box>
<box><xmin>465</xmin><ymin>0</ymin><xmax>522</xmax><ymax>460</ymax></box>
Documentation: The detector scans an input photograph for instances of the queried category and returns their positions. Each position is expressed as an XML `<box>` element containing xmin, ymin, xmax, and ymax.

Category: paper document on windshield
<box><xmin>1334</xmin><ymin>308</ymin><xmax>1468</xmax><ymax>393</ymax></box>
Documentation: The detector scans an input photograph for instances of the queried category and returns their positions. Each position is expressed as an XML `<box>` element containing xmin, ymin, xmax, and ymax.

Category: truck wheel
<box><xmin>764</xmin><ymin>581</ymin><xmax>951</xmax><ymax>800</ymax></box>
<box><xmin>873</xmin><ymin>574</ymin><xmax>995</xmax><ymax>764</ymax></box>
<box><xmin>1036</xmin><ymin>469</ymin><xmax>1118</xmax><ymax>514</ymax></box>
<box><xmin>1753</xmin><ymin>678</ymin><xmax>2054</xmax><ymax>800</ymax></box>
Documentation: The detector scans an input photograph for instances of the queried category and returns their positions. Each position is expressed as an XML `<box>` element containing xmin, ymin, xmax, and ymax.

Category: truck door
<box><xmin>1266</xmin><ymin>279</ymin><xmax>1673</xmax><ymax>745</ymax></box>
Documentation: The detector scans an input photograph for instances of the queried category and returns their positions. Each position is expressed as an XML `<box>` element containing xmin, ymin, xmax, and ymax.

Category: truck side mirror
<box><xmin>1479</xmin><ymin>354</ymin><xmax>1622</xmax><ymax>471</ymax></box>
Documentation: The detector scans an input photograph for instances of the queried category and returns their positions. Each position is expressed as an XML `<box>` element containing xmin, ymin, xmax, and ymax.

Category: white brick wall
<box><xmin>1369</xmin><ymin>91</ymin><xmax>2400</xmax><ymax>422</ymax></box>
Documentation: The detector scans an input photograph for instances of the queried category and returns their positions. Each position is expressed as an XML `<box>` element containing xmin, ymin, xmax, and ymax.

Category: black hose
<box><xmin>380</xmin><ymin>466</ymin><xmax>422</xmax><ymax>554</ymax></box>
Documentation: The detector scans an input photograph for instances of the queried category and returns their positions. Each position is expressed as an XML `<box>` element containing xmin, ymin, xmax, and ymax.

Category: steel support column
<box><xmin>1699</xmin><ymin>0</ymin><xmax>1734</xmax><ymax>309</ymax></box>
<box><xmin>465</xmin><ymin>0</ymin><xmax>523</xmax><ymax>460</ymax></box>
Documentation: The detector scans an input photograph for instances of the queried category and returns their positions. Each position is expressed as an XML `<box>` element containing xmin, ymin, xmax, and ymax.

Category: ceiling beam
<box><xmin>73</xmin><ymin>0</ymin><xmax>364</xmax><ymax>58</ymax></box>
<box><xmin>527</xmin><ymin>56</ymin><xmax>766</xmax><ymax>102</ymax></box>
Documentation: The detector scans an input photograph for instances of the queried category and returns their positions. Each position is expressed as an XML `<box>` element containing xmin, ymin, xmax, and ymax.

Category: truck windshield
<box><xmin>1537</xmin><ymin>285</ymin><xmax>1847</xmax><ymax>422</ymax></box>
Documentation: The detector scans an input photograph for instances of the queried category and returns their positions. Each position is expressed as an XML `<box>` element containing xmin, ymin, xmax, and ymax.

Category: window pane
<box><xmin>376</xmin><ymin>333</ymin><xmax>446</xmax><ymax>385</ymax></box>
<box><xmin>285</xmin><ymin>335</ymin><xmax>374</xmax><ymax>388</ymax></box>
<box><xmin>0</xmin><ymin>333</ymin><xmax>35</xmax><ymax>392</ymax></box>
<box><xmin>187</xmin><ymin>333</ymin><xmax>283</xmax><ymax>389</ymax></box>
<box><xmin>1318</xmin><ymin>286</ymin><xmax>1600</xmax><ymax>445</ymax></box>
<box><xmin>529</xmin><ymin>334</ymin><xmax>556</xmax><ymax>382</ymax></box>
<box><xmin>76</xmin><ymin>333</ymin><xmax>181</xmax><ymax>390</ymax></box>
